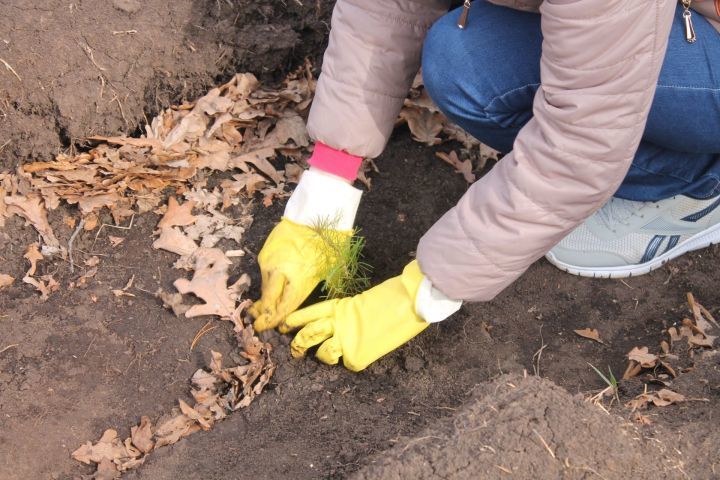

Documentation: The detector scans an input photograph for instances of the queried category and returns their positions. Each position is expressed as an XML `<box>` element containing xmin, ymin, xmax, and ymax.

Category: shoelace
<box><xmin>596</xmin><ymin>197</ymin><xmax>655</xmax><ymax>232</ymax></box>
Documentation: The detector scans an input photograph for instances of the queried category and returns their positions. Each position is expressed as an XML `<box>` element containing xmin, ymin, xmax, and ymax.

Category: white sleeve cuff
<box><xmin>283</xmin><ymin>169</ymin><xmax>363</xmax><ymax>231</ymax></box>
<box><xmin>415</xmin><ymin>277</ymin><xmax>463</xmax><ymax>323</ymax></box>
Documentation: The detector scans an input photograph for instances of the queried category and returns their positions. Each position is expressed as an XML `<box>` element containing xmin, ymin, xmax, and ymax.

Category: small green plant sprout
<box><xmin>311</xmin><ymin>215</ymin><xmax>372</xmax><ymax>299</ymax></box>
<box><xmin>588</xmin><ymin>362</ymin><xmax>620</xmax><ymax>407</ymax></box>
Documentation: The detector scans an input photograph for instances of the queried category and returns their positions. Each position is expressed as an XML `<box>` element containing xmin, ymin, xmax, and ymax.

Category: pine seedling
<box><xmin>311</xmin><ymin>216</ymin><xmax>372</xmax><ymax>299</ymax></box>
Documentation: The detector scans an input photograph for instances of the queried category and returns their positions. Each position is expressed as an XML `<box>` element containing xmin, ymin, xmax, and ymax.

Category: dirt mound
<box><xmin>0</xmin><ymin>0</ymin><xmax>332</xmax><ymax>168</ymax></box>
<box><xmin>352</xmin><ymin>374</ymin><xmax>681</xmax><ymax>480</ymax></box>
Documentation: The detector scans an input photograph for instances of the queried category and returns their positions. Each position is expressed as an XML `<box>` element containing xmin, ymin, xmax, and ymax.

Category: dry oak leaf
<box><xmin>4</xmin><ymin>193</ymin><xmax>60</xmax><ymax>248</ymax></box>
<box><xmin>231</xmin><ymin>147</ymin><xmax>283</xmax><ymax>185</ymax></box>
<box><xmin>284</xmin><ymin>163</ymin><xmax>304</xmax><ymax>184</ymax></box>
<box><xmin>130</xmin><ymin>416</ymin><xmax>154</xmax><ymax>454</ymax></box>
<box><xmin>573</xmin><ymin>328</ymin><xmax>604</xmax><ymax>344</ymax></box>
<box><xmin>23</xmin><ymin>243</ymin><xmax>43</xmax><ymax>277</ymax></box>
<box><xmin>71</xmin><ymin>429</ymin><xmax>132</xmax><ymax>466</ymax></box>
<box><xmin>0</xmin><ymin>274</ymin><xmax>14</xmax><ymax>289</ymax></box>
<box><xmin>173</xmin><ymin>248</ymin><xmax>236</xmax><ymax>318</ymax></box>
<box><xmin>178</xmin><ymin>399</ymin><xmax>212</xmax><ymax>430</ymax></box>
<box><xmin>399</xmin><ymin>106</ymin><xmax>444</xmax><ymax>146</ymax></box>
<box><xmin>435</xmin><ymin>151</ymin><xmax>475</xmax><ymax>184</ymax></box>
<box><xmin>627</xmin><ymin>346</ymin><xmax>658</xmax><ymax>368</ymax></box>
<box><xmin>154</xmin><ymin>412</ymin><xmax>201</xmax><ymax>448</ymax></box>
<box><xmin>94</xmin><ymin>457</ymin><xmax>121</xmax><ymax>480</ymax></box>
<box><xmin>686</xmin><ymin>292</ymin><xmax>718</xmax><ymax>333</ymax></box>
<box><xmin>627</xmin><ymin>388</ymin><xmax>686</xmax><ymax>411</ymax></box>
<box><xmin>264</xmin><ymin>115</ymin><xmax>310</xmax><ymax>148</ymax></box>
<box><xmin>688</xmin><ymin>333</ymin><xmax>717</xmax><ymax>348</ymax></box>
<box><xmin>24</xmin><ymin>274</ymin><xmax>59</xmax><ymax>300</ymax></box>
<box><xmin>153</xmin><ymin>227</ymin><xmax>198</xmax><ymax>256</ymax></box>
<box><xmin>157</xmin><ymin>197</ymin><xmax>197</xmax><ymax>230</ymax></box>
<box><xmin>84</xmin><ymin>212</ymin><xmax>99</xmax><ymax>231</ymax></box>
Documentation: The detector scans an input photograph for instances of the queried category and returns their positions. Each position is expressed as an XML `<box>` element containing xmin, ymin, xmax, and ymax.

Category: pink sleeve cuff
<box><xmin>307</xmin><ymin>142</ymin><xmax>363</xmax><ymax>182</ymax></box>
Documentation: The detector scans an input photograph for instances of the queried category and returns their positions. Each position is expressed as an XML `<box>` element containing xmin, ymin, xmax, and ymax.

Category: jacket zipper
<box><xmin>682</xmin><ymin>0</ymin><xmax>697</xmax><ymax>43</ymax></box>
<box><xmin>457</xmin><ymin>0</ymin><xmax>471</xmax><ymax>29</ymax></box>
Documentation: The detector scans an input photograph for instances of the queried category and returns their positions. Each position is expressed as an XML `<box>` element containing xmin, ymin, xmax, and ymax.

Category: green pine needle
<box><xmin>311</xmin><ymin>216</ymin><xmax>372</xmax><ymax>299</ymax></box>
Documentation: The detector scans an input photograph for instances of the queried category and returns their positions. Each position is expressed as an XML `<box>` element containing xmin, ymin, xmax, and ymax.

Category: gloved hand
<box><xmin>285</xmin><ymin>261</ymin><xmax>463</xmax><ymax>372</ymax></box>
<box><xmin>250</xmin><ymin>218</ymin><xmax>350</xmax><ymax>332</ymax></box>
<box><xmin>250</xmin><ymin>168</ymin><xmax>362</xmax><ymax>332</ymax></box>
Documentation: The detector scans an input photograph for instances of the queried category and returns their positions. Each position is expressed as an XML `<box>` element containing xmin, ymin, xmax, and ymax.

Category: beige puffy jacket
<box><xmin>306</xmin><ymin>0</ymin><xmax>720</xmax><ymax>302</ymax></box>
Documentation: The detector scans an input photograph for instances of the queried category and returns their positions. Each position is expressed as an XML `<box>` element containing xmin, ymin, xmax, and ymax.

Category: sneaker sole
<box><xmin>545</xmin><ymin>221</ymin><xmax>720</xmax><ymax>279</ymax></box>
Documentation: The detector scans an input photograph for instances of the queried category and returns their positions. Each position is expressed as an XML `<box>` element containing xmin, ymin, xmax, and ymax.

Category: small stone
<box><xmin>112</xmin><ymin>0</ymin><xmax>141</xmax><ymax>14</ymax></box>
<box><xmin>310</xmin><ymin>383</ymin><xmax>324</xmax><ymax>392</ymax></box>
<box><xmin>404</xmin><ymin>355</ymin><xmax>425</xmax><ymax>372</ymax></box>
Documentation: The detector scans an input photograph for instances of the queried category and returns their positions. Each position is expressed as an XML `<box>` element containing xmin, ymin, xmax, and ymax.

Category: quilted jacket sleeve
<box><xmin>306</xmin><ymin>0</ymin><xmax>450</xmax><ymax>158</ymax></box>
<box><xmin>417</xmin><ymin>0</ymin><xmax>677</xmax><ymax>301</ymax></box>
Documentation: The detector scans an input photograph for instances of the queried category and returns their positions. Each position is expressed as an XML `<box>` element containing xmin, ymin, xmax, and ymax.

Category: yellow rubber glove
<box><xmin>285</xmin><ymin>261</ymin><xmax>430</xmax><ymax>372</ymax></box>
<box><xmin>249</xmin><ymin>218</ymin><xmax>351</xmax><ymax>332</ymax></box>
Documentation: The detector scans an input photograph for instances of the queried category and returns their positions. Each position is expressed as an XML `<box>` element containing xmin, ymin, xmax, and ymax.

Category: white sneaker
<box><xmin>546</xmin><ymin>194</ymin><xmax>720</xmax><ymax>278</ymax></box>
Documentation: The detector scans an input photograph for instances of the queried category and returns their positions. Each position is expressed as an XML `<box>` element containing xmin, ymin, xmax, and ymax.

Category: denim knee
<box><xmin>422</xmin><ymin>13</ymin><xmax>484</xmax><ymax>125</ymax></box>
<box><xmin>422</xmin><ymin>4</ymin><xmax>541</xmax><ymax>151</ymax></box>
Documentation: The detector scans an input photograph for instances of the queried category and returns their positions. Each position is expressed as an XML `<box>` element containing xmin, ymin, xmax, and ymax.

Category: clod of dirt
<box><xmin>112</xmin><ymin>0</ymin><xmax>141</xmax><ymax>14</ymax></box>
<box><xmin>404</xmin><ymin>355</ymin><xmax>425</xmax><ymax>372</ymax></box>
<box><xmin>352</xmin><ymin>375</ymin><xmax>680</xmax><ymax>480</ymax></box>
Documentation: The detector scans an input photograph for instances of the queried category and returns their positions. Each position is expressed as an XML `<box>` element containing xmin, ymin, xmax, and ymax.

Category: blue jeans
<box><xmin>422</xmin><ymin>2</ymin><xmax>720</xmax><ymax>201</ymax></box>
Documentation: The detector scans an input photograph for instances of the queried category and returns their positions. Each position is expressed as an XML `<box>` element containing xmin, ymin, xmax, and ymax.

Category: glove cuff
<box><xmin>283</xmin><ymin>168</ymin><xmax>362</xmax><ymax>231</ymax></box>
<box><xmin>415</xmin><ymin>277</ymin><xmax>463</xmax><ymax>323</ymax></box>
<box><xmin>307</xmin><ymin>142</ymin><xmax>363</xmax><ymax>181</ymax></box>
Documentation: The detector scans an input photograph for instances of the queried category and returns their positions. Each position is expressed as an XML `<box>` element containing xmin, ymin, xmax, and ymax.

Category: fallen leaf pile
<box><xmin>73</xmin><ymin>308</ymin><xmax>274</xmax><ymax>477</ymax></box>
<box><xmin>398</xmin><ymin>71</ymin><xmax>500</xmax><ymax>183</ymax></box>
<box><xmin>22</xmin><ymin>63</ymin><xmax>315</xmax><ymax>226</ymax></box>
<box><xmin>621</xmin><ymin>293</ymin><xmax>716</xmax><ymax>411</ymax></box>
<box><xmin>73</xmin><ymin>152</ymin><xmax>269</xmax><ymax>478</ymax></box>
<box><xmin>623</xmin><ymin>293</ymin><xmax>718</xmax><ymax>382</ymax></box>
<box><xmin>626</xmin><ymin>388</ymin><xmax>687</xmax><ymax>411</ymax></box>
<box><xmin>74</xmin><ymin>180</ymin><xmax>267</xmax><ymax>478</ymax></box>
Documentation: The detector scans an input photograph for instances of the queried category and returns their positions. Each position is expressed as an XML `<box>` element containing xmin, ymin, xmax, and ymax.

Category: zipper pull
<box><xmin>682</xmin><ymin>0</ymin><xmax>697</xmax><ymax>43</ymax></box>
<box><xmin>457</xmin><ymin>0</ymin><xmax>471</xmax><ymax>29</ymax></box>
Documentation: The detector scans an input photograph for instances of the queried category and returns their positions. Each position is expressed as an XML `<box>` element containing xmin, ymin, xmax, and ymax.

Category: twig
<box><xmin>91</xmin><ymin>214</ymin><xmax>135</xmax><ymax>249</ymax></box>
<box><xmin>0</xmin><ymin>344</ymin><xmax>18</xmax><ymax>354</ymax></box>
<box><xmin>68</xmin><ymin>218</ymin><xmax>86</xmax><ymax>273</ymax></box>
<box><xmin>110</xmin><ymin>93</ymin><xmax>129</xmax><ymax>127</ymax></box>
<box><xmin>80</xmin><ymin>43</ymin><xmax>106</xmax><ymax>71</ymax></box>
<box><xmin>532</xmin><ymin>325</ymin><xmax>548</xmax><ymax>377</ymax></box>
<box><xmin>0</xmin><ymin>139</ymin><xmax>11</xmax><ymax>153</ymax></box>
<box><xmin>112</xmin><ymin>30</ymin><xmax>138</xmax><ymax>35</ymax></box>
<box><xmin>82</xmin><ymin>335</ymin><xmax>97</xmax><ymax>358</ymax></box>
<box><xmin>0</xmin><ymin>58</ymin><xmax>21</xmax><ymax>82</ymax></box>
<box><xmin>533</xmin><ymin>428</ymin><xmax>556</xmax><ymax>459</ymax></box>
<box><xmin>97</xmin><ymin>75</ymin><xmax>106</xmax><ymax>102</ymax></box>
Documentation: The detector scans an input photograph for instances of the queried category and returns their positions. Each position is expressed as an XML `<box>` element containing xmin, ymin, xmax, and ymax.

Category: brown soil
<box><xmin>2</xmin><ymin>2</ymin><xmax>720</xmax><ymax>480</ymax></box>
